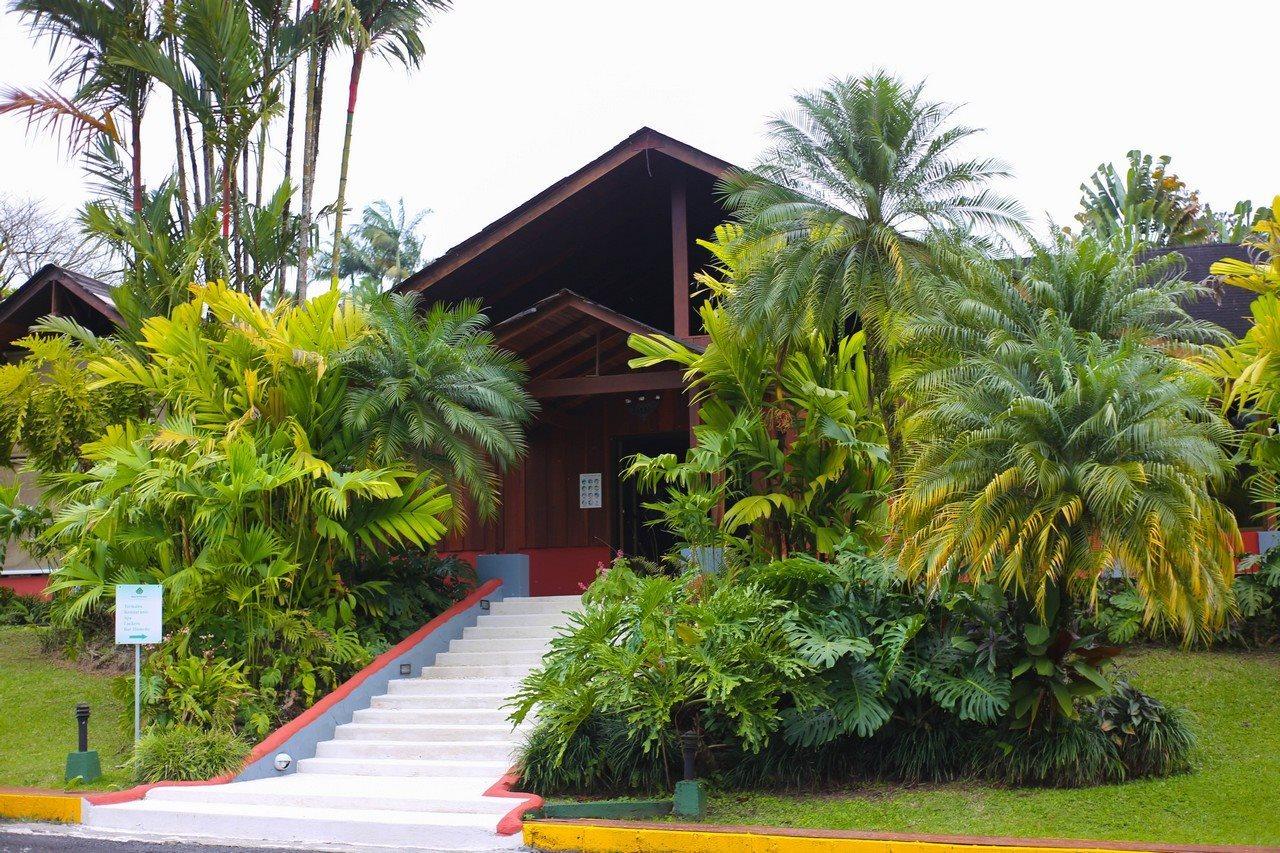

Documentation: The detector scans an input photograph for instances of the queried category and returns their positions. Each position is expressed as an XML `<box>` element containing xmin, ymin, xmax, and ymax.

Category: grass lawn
<box><xmin>704</xmin><ymin>648</ymin><xmax>1280</xmax><ymax>847</ymax></box>
<box><xmin>0</xmin><ymin>626</ymin><xmax>132</xmax><ymax>790</ymax></box>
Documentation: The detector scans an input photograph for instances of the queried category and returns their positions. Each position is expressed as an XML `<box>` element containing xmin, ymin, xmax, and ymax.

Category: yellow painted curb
<box><xmin>522</xmin><ymin>821</ymin><xmax>1163</xmax><ymax>853</ymax></box>
<box><xmin>0</xmin><ymin>792</ymin><xmax>82</xmax><ymax>823</ymax></box>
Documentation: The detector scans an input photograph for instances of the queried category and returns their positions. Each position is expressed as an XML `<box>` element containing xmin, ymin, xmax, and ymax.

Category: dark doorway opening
<box><xmin>614</xmin><ymin>431</ymin><xmax>689</xmax><ymax>561</ymax></box>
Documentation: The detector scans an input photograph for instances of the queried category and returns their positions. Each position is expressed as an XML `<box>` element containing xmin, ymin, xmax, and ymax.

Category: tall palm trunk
<box><xmin>129</xmin><ymin>104</ymin><xmax>144</xmax><ymax>214</ymax></box>
<box><xmin>329</xmin><ymin>45</ymin><xmax>365</xmax><ymax>286</ymax></box>
<box><xmin>183</xmin><ymin>105</ymin><xmax>203</xmax><ymax>209</ymax></box>
<box><xmin>275</xmin><ymin>0</ymin><xmax>300</xmax><ymax>302</ymax></box>
<box><xmin>221</xmin><ymin>148</ymin><xmax>232</xmax><ymax>238</ymax></box>
<box><xmin>295</xmin><ymin>0</ymin><xmax>324</xmax><ymax>302</ymax></box>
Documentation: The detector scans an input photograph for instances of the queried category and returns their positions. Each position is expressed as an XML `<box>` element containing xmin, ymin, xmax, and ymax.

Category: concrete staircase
<box><xmin>84</xmin><ymin>594</ymin><xmax>582</xmax><ymax>852</ymax></box>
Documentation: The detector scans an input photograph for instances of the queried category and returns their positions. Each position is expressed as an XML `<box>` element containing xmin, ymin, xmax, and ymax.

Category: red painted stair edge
<box><xmin>487</xmin><ymin>770</ymin><xmax>544</xmax><ymax>836</ymax></box>
<box><xmin>87</xmin><ymin>577</ymin><xmax>505</xmax><ymax>807</ymax></box>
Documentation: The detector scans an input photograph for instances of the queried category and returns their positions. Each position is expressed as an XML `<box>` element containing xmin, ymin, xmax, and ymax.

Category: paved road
<box><xmin>0</xmin><ymin>825</ymin><xmax>524</xmax><ymax>853</ymax></box>
<box><xmin>0</xmin><ymin>825</ymin><xmax>315</xmax><ymax>852</ymax></box>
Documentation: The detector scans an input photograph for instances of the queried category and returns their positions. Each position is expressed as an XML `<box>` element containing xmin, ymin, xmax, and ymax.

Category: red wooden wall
<box><xmin>441</xmin><ymin>391</ymin><xmax>689</xmax><ymax>593</ymax></box>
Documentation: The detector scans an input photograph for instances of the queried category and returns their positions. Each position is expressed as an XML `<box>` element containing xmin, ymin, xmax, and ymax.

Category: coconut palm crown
<box><xmin>719</xmin><ymin>71</ymin><xmax>1025</xmax><ymax>461</ymax></box>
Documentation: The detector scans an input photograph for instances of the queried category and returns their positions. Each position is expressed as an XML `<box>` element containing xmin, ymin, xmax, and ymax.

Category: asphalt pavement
<box><xmin>0</xmin><ymin>824</ymin><xmax>318</xmax><ymax>852</ymax></box>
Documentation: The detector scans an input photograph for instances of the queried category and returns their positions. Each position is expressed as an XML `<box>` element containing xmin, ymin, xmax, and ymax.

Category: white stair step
<box><xmin>449</xmin><ymin>637</ymin><xmax>555</xmax><ymax>653</ymax></box>
<box><xmin>353</xmin><ymin>707</ymin><xmax>513</xmax><ymax>726</ymax></box>
<box><xmin>475</xmin><ymin>612</ymin><xmax>575</xmax><ymax>629</ymax></box>
<box><xmin>145</xmin><ymin>776</ymin><xmax>513</xmax><ymax>815</ymax></box>
<box><xmin>463</xmin><ymin>624</ymin><xmax>562</xmax><ymax>640</ymax></box>
<box><xmin>297</xmin><ymin>756</ymin><xmax>511</xmax><ymax>778</ymax></box>
<box><xmin>317</xmin><ymin>739</ymin><xmax>518</xmax><ymax>762</ymax></box>
<box><xmin>86</xmin><ymin>800</ymin><xmax>520</xmax><ymax>852</ymax></box>
<box><xmin>487</xmin><ymin>598</ymin><xmax>582</xmax><ymax>616</ymax></box>
<box><xmin>436</xmin><ymin>650</ymin><xmax>547</xmax><ymax>667</ymax></box>
<box><xmin>385</xmin><ymin>677</ymin><xmax>522</xmax><ymax>696</ymax></box>
<box><xmin>335</xmin><ymin>722</ymin><xmax>523</xmax><ymax>743</ymax></box>
<box><xmin>421</xmin><ymin>664</ymin><xmax>536</xmax><ymax>680</ymax></box>
<box><xmin>371</xmin><ymin>693</ymin><xmax>519</xmax><ymax>711</ymax></box>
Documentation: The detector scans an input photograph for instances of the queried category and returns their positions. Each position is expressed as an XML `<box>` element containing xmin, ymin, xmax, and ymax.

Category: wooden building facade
<box><xmin>395</xmin><ymin>128</ymin><xmax>734</xmax><ymax>594</ymax></box>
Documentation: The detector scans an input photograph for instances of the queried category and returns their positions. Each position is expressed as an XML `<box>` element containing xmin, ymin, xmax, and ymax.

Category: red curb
<box><xmin>87</xmin><ymin>578</ymin><xmax>504</xmax><ymax>807</ymax></box>
<box><xmin>485</xmin><ymin>769</ymin><xmax>543</xmax><ymax>836</ymax></box>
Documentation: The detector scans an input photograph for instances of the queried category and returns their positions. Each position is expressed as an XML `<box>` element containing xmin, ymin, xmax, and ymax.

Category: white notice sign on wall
<box><xmin>579</xmin><ymin>473</ymin><xmax>602</xmax><ymax>509</ymax></box>
<box><xmin>115</xmin><ymin>584</ymin><xmax>163</xmax><ymax>645</ymax></box>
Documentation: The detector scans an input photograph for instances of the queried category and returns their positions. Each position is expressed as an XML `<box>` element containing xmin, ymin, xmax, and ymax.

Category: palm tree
<box><xmin>2</xmin><ymin>0</ymin><xmax>157</xmax><ymax>213</ymax></box>
<box><xmin>341</xmin><ymin>293</ymin><xmax>535</xmax><ymax>527</ymax></box>
<box><xmin>894</xmin><ymin>323</ymin><xmax>1239</xmax><ymax>638</ymax></box>
<box><xmin>902</xmin><ymin>230</ymin><xmax>1229</xmax><ymax>386</ymax></box>
<box><xmin>112</xmin><ymin>0</ymin><xmax>283</xmax><ymax>263</ymax></box>
<box><xmin>360</xmin><ymin>197</ymin><xmax>428</xmax><ymax>282</ymax></box>
<box><xmin>720</xmin><ymin>71</ymin><xmax>1024</xmax><ymax>464</ymax></box>
<box><xmin>328</xmin><ymin>0</ymin><xmax>449</xmax><ymax>285</ymax></box>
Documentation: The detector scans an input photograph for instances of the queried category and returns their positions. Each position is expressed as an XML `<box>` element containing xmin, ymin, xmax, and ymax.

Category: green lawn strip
<box><xmin>703</xmin><ymin>648</ymin><xmax>1280</xmax><ymax>847</ymax></box>
<box><xmin>0</xmin><ymin>627</ymin><xmax>132</xmax><ymax>790</ymax></box>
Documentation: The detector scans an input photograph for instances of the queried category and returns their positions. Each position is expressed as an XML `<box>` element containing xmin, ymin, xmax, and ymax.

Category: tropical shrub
<box><xmin>0</xmin><ymin>320</ymin><xmax>150</xmax><ymax>473</ymax></box>
<box><xmin>515</xmin><ymin>545</ymin><xmax>1193</xmax><ymax>794</ymax></box>
<box><xmin>129</xmin><ymin>724</ymin><xmax>250</xmax><ymax>783</ymax></box>
<box><xmin>41</xmin><ymin>283</ymin><xmax>456</xmax><ymax>732</ymax></box>
<box><xmin>0</xmin><ymin>585</ymin><xmax>51</xmax><ymax>626</ymax></box>
<box><xmin>343</xmin><ymin>549</ymin><xmax>478</xmax><ymax>650</ymax></box>
<box><xmin>1092</xmin><ymin>679</ymin><xmax>1194</xmax><ymax>778</ymax></box>
<box><xmin>1207</xmin><ymin>200</ymin><xmax>1280</xmax><ymax>522</ymax></box>
<box><xmin>510</xmin><ymin>557</ymin><xmax>821</xmax><ymax>790</ymax></box>
<box><xmin>627</xmin><ymin>293</ymin><xmax>887</xmax><ymax>559</ymax></box>
<box><xmin>1091</xmin><ymin>555</ymin><xmax>1280</xmax><ymax>648</ymax></box>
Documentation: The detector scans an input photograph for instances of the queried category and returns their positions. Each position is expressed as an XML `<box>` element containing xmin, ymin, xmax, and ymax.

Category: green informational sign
<box><xmin>114</xmin><ymin>584</ymin><xmax>162</xmax><ymax>645</ymax></box>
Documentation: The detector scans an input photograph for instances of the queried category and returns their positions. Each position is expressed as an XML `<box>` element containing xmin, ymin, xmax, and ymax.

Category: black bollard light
<box><xmin>76</xmin><ymin>703</ymin><xmax>90</xmax><ymax>753</ymax></box>
<box><xmin>65</xmin><ymin>702</ymin><xmax>102</xmax><ymax>783</ymax></box>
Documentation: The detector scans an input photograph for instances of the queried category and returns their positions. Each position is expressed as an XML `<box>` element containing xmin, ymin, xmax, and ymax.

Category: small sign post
<box><xmin>115</xmin><ymin>584</ymin><xmax>163</xmax><ymax>743</ymax></box>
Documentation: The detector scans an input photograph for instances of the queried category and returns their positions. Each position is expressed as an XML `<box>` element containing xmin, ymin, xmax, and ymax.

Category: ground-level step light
<box><xmin>65</xmin><ymin>702</ymin><xmax>101</xmax><ymax>783</ymax></box>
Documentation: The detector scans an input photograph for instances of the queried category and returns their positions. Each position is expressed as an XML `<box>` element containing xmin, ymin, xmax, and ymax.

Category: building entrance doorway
<box><xmin>614</xmin><ymin>431</ymin><xmax>688</xmax><ymax>562</ymax></box>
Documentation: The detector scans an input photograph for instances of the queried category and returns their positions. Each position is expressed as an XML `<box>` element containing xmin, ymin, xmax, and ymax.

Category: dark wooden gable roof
<box><xmin>1141</xmin><ymin>243</ymin><xmax>1258</xmax><ymax>338</ymax></box>
<box><xmin>394</xmin><ymin>127</ymin><xmax>737</xmax><ymax>331</ymax></box>
<box><xmin>0</xmin><ymin>264</ymin><xmax>121</xmax><ymax>355</ymax></box>
<box><xmin>495</xmin><ymin>289</ymin><xmax>700</xmax><ymax>404</ymax></box>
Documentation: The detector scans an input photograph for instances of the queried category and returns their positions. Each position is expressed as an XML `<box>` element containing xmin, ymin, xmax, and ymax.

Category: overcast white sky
<box><xmin>2</xmin><ymin>0</ymin><xmax>1277</xmax><ymax>260</ymax></box>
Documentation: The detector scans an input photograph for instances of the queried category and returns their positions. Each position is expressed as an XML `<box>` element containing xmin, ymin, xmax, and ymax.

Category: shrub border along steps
<box><xmin>81</xmin><ymin>566</ymin><xmax>543</xmax><ymax>837</ymax></box>
<box><xmin>0</xmin><ymin>787</ymin><xmax>82</xmax><ymax>823</ymax></box>
<box><xmin>521</xmin><ymin>819</ymin><xmax>1278</xmax><ymax>853</ymax></box>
